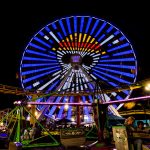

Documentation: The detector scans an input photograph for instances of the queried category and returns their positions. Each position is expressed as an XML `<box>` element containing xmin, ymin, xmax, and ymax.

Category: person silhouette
<box><xmin>124</xmin><ymin>116</ymin><xmax>135</xmax><ymax>150</ymax></box>
<box><xmin>134</xmin><ymin>120</ymin><xmax>148</xmax><ymax>150</ymax></box>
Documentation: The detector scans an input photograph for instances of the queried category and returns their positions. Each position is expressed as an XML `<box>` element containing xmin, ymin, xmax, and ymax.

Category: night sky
<box><xmin>0</xmin><ymin>1</ymin><xmax>149</xmax><ymax>109</ymax></box>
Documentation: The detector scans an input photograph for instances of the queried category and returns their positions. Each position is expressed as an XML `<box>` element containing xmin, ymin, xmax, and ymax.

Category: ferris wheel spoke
<box><xmin>97</xmin><ymin>64</ymin><xmax>136</xmax><ymax>70</ymax></box>
<box><xmin>29</xmin><ymin>43</ymin><xmax>47</xmax><ymax>51</ymax></box>
<box><xmin>26</xmin><ymin>49</ymin><xmax>54</xmax><ymax>58</ymax></box>
<box><xmin>66</xmin><ymin>96</ymin><xmax>74</xmax><ymax>120</ymax></box>
<box><xmin>37</xmin><ymin>75</ymin><xmax>61</xmax><ymax>91</ymax></box>
<box><xmin>94</xmin><ymin>66</ymin><xmax>135</xmax><ymax>78</ymax></box>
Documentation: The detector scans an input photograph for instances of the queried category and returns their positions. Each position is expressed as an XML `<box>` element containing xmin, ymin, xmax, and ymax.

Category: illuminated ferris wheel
<box><xmin>20</xmin><ymin>16</ymin><xmax>137</xmax><ymax>122</ymax></box>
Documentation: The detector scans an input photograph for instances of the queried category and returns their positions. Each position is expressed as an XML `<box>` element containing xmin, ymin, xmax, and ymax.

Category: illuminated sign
<box><xmin>71</xmin><ymin>54</ymin><xmax>81</xmax><ymax>64</ymax></box>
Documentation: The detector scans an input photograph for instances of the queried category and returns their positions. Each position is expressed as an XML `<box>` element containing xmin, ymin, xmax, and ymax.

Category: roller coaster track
<box><xmin>0</xmin><ymin>78</ymin><xmax>149</xmax><ymax>98</ymax></box>
<box><xmin>119</xmin><ymin>109</ymin><xmax>150</xmax><ymax>116</ymax></box>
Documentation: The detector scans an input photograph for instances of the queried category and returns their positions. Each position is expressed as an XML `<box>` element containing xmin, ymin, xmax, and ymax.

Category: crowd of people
<box><xmin>124</xmin><ymin>116</ymin><xmax>150</xmax><ymax>150</ymax></box>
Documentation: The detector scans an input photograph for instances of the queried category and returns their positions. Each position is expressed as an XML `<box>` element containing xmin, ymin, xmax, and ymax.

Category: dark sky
<box><xmin>0</xmin><ymin>1</ymin><xmax>149</xmax><ymax>109</ymax></box>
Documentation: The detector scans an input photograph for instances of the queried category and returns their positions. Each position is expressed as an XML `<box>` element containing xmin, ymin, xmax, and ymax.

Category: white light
<box><xmin>100</xmin><ymin>35</ymin><xmax>114</xmax><ymax>46</ymax></box>
<box><xmin>57</xmin><ymin>54</ymin><xmax>62</xmax><ymax>58</ymax></box>
<box><xmin>90</xmin><ymin>74</ymin><xmax>97</xmax><ymax>80</ymax></box>
<box><xmin>80</xmin><ymin>145</ymin><xmax>85</xmax><ymax>148</ymax></box>
<box><xmin>71</xmin><ymin>117</ymin><xmax>75</xmax><ymax>122</ymax></box>
<box><xmin>84</xmin><ymin>115</ymin><xmax>88</xmax><ymax>120</ymax></box>
<box><xmin>93</xmin><ymin>53</ymin><xmax>101</xmax><ymax>57</ymax></box>
<box><xmin>93</xmin><ymin>57</ymin><xmax>99</xmax><ymax>60</ymax></box>
<box><xmin>44</xmin><ymin>35</ymin><xmax>49</xmax><ymax>40</ymax></box>
<box><xmin>33</xmin><ymin>81</ymin><xmax>40</xmax><ymax>87</ymax></box>
<box><xmin>52</xmin><ymin>70</ymin><xmax>61</xmax><ymax>76</ymax></box>
<box><xmin>49</xmin><ymin>31</ymin><xmax>60</xmax><ymax>43</ymax></box>
<box><xmin>65</xmin><ymin>97</ymin><xmax>69</xmax><ymax>102</ymax></box>
<box><xmin>57</xmin><ymin>51</ymin><xmax>64</xmax><ymax>55</ymax></box>
<box><xmin>112</xmin><ymin>39</ymin><xmax>119</xmax><ymax>44</ymax></box>
<box><xmin>14</xmin><ymin>101</ymin><xmax>21</xmax><ymax>105</ymax></box>
<box><xmin>64</xmin><ymin>104</ymin><xmax>69</xmax><ymax>110</ymax></box>
<box><xmin>27</xmin><ymin>116</ymin><xmax>30</xmax><ymax>121</ymax></box>
<box><xmin>18</xmin><ymin>101</ymin><xmax>21</xmax><ymax>104</ymax></box>
<box><xmin>93</xmin><ymin>60</ymin><xmax>98</xmax><ymax>62</ymax></box>
<box><xmin>38</xmin><ymin>74</ymin><xmax>60</xmax><ymax>90</ymax></box>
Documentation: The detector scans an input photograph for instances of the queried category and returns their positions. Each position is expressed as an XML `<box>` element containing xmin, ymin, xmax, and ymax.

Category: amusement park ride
<box><xmin>0</xmin><ymin>16</ymin><xmax>150</xmax><ymax>149</ymax></box>
<box><xmin>0</xmin><ymin>78</ymin><xmax>150</xmax><ymax>148</ymax></box>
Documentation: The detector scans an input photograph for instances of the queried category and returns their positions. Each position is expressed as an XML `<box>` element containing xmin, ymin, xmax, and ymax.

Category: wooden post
<box><xmin>29</xmin><ymin>94</ymin><xmax>38</xmax><ymax>127</ymax></box>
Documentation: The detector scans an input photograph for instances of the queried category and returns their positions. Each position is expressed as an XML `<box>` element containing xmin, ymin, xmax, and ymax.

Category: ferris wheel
<box><xmin>20</xmin><ymin>16</ymin><xmax>137</xmax><ymax>122</ymax></box>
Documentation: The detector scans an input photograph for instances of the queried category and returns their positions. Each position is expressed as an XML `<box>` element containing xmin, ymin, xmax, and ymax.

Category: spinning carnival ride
<box><xmin>20</xmin><ymin>16</ymin><xmax>137</xmax><ymax>123</ymax></box>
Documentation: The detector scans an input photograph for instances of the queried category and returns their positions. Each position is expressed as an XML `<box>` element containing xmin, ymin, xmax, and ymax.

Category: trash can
<box><xmin>9</xmin><ymin>142</ymin><xmax>22</xmax><ymax>150</ymax></box>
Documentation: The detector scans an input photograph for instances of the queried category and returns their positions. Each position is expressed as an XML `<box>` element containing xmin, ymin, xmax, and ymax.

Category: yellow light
<box><xmin>83</xmin><ymin>34</ymin><xmax>87</xmax><ymax>42</ymax></box>
<box><xmin>35</xmin><ymin>111</ymin><xmax>38</xmax><ymax>116</ymax></box>
<box><xmin>79</xmin><ymin>33</ymin><xmax>82</xmax><ymax>42</ymax></box>
<box><xmin>90</xmin><ymin>38</ymin><xmax>95</xmax><ymax>43</ymax></box>
<box><xmin>102</xmin><ymin>51</ymin><xmax>106</xmax><ymax>54</ymax></box>
<box><xmin>70</xmin><ymin>34</ymin><xmax>73</xmax><ymax>41</ymax></box>
<box><xmin>74</xmin><ymin>33</ymin><xmax>77</xmax><ymax>37</ymax></box>
<box><xmin>145</xmin><ymin>83</ymin><xmax>150</xmax><ymax>91</ymax></box>
<box><xmin>124</xmin><ymin>102</ymin><xmax>136</xmax><ymax>109</ymax></box>
<box><xmin>0</xmin><ymin>122</ymin><xmax>3</xmax><ymax>126</ymax></box>
<box><xmin>91</xmin><ymin>49</ymin><xmax>94</xmax><ymax>52</ymax></box>
<box><xmin>52</xmin><ymin>48</ymin><xmax>56</xmax><ymax>51</ymax></box>
<box><xmin>86</xmin><ymin>36</ymin><xmax>91</xmax><ymax>43</ymax></box>
<box><xmin>27</xmin><ymin>104</ymin><xmax>31</xmax><ymax>108</ymax></box>
<box><xmin>94</xmin><ymin>99</ymin><xmax>98</xmax><ymax>103</ymax></box>
<box><xmin>66</xmin><ymin>37</ymin><xmax>69</xmax><ymax>42</ymax></box>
